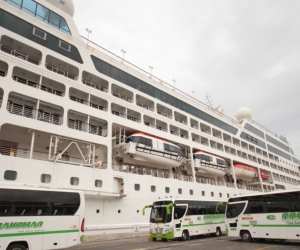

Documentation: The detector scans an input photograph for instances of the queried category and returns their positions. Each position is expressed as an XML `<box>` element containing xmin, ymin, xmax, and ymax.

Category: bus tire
<box><xmin>241</xmin><ymin>230</ymin><xmax>252</xmax><ymax>243</ymax></box>
<box><xmin>214</xmin><ymin>227</ymin><xmax>222</xmax><ymax>236</ymax></box>
<box><xmin>7</xmin><ymin>244</ymin><xmax>27</xmax><ymax>250</ymax></box>
<box><xmin>161</xmin><ymin>238</ymin><xmax>167</xmax><ymax>241</ymax></box>
<box><xmin>181</xmin><ymin>230</ymin><xmax>189</xmax><ymax>241</ymax></box>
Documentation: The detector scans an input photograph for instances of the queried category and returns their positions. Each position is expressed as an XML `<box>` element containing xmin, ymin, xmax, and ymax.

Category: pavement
<box><xmin>84</xmin><ymin>232</ymin><xmax>149</xmax><ymax>243</ymax></box>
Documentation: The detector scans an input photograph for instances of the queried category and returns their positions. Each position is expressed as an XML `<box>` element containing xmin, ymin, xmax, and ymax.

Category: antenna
<box><xmin>205</xmin><ymin>94</ymin><xmax>224</xmax><ymax>115</ymax></box>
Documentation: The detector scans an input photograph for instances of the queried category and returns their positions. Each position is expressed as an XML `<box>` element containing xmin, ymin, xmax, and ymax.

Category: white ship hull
<box><xmin>0</xmin><ymin>0</ymin><xmax>299</xmax><ymax>236</ymax></box>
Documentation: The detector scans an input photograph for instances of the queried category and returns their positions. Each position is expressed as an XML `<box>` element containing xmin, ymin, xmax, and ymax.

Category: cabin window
<box><xmin>95</xmin><ymin>180</ymin><xmax>102</xmax><ymax>188</ymax></box>
<box><xmin>164</xmin><ymin>143</ymin><xmax>182</xmax><ymax>154</ymax></box>
<box><xmin>165</xmin><ymin>187</ymin><xmax>170</xmax><ymax>193</ymax></box>
<box><xmin>178</xmin><ymin>188</ymin><xmax>182</xmax><ymax>194</ymax></box>
<box><xmin>70</xmin><ymin>177</ymin><xmax>79</xmax><ymax>186</ymax></box>
<box><xmin>134</xmin><ymin>184</ymin><xmax>140</xmax><ymax>191</ymax></box>
<box><xmin>59</xmin><ymin>40</ymin><xmax>71</xmax><ymax>52</ymax></box>
<box><xmin>4</xmin><ymin>170</ymin><xmax>17</xmax><ymax>181</ymax></box>
<box><xmin>219</xmin><ymin>193</ymin><xmax>222</xmax><ymax>198</ymax></box>
<box><xmin>33</xmin><ymin>27</ymin><xmax>46</xmax><ymax>40</ymax></box>
<box><xmin>202</xmin><ymin>191</ymin><xmax>205</xmax><ymax>196</ymax></box>
<box><xmin>217</xmin><ymin>158</ymin><xmax>226</xmax><ymax>166</ymax></box>
<box><xmin>126</xmin><ymin>136</ymin><xmax>152</xmax><ymax>146</ymax></box>
<box><xmin>190</xmin><ymin>190</ymin><xmax>193</xmax><ymax>195</ymax></box>
<box><xmin>40</xmin><ymin>174</ymin><xmax>51</xmax><ymax>183</ymax></box>
<box><xmin>194</xmin><ymin>154</ymin><xmax>212</xmax><ymax>161</ymax></box>
<box><xmin>211</xmin><ymin>192</ymin><xmax>214</xmax><ymax>197</ymax></box>
<box><xmin>151</xmin><ymin>185</ymin><xmax>156</xmax><ymax>192</ymax></box>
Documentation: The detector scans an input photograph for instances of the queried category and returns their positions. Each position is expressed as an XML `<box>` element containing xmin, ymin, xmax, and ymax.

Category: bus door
<box><xmin>173</xmin><ymin>203</ymin><xmax>187</xmax><ymax>238</ymax></box>
<box><xmin>226</xmin><ymin>201</ymin><xmax>247</xmax><ymax>237</ymax></box>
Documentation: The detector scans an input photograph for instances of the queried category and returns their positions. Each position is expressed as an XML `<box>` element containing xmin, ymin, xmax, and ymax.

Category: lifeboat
<box><xmin>258</xmin><ymin>171</ymin><xmax>269</xmax><ymax>180</ymax></box>
<box><xmin>234</xmin><ymin>164</ymin><xmax>256</xmax><ymax>180</ymax></box>
<box><xmin>112</xmin><ymin>132</ymin><xmax>187</xmax><ymax>170</ymax></box>
<box><xmin>193</xmin><ymin>151</ymin><xmax>227</xmax><ymax>177</ymax></box>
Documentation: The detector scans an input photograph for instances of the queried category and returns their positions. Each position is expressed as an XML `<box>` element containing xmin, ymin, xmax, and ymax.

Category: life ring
<box><xmin>184</xmin><ymin>176</ymin><xmax>188</xmax><ymax>181</ymax></box>
<box><xmin>120</xmin><ymin>189</ymin><xmax>124</xmax><ymax>194</ymax></box>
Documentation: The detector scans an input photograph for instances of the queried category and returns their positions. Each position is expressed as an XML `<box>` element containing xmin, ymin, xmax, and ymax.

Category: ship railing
<box><xmin>156</xmin><ymin>126</ymin><xmax>168</xmax><ymax>132</ymax></box>
<box><xmin>0</xmin><ymin>44</ymin><xmax>40</xmax><ymax>65</ymax></box>
<box><xmin>112</xmin><ymin>91</ymin><xmax>133</xmax><ymax>102</ymax></box>
<box><xmin>157</xmin><ymin>110</ymin><xmax>172</xmax><ymax>119</ymax></box>
<box><xmin>41</xmin><ymin>85</ymin><xmax>63</xmax><ymax>96</ymax></box>
<box><xmin>112</xmin><ymin>110</ymin><xmax>127</xmax><ymax>118</ymax></box>
<box><xmin>7</xmin><ymin>104</ymin><xmax>35</xmax><ymax>119</ymax></box>
<box><xmin>175</xmin><ymin>118</ymin><xmax>188</xmax><ymax>125</ymax></box>
<box><xmin>45</xmin><ymin>63</ymin><xmax>77</xmax><ymax>80</ymax></box>
<box><xmin>191</xmin><ymin>124</ymin><xmax>198</xmax><ymax>129</ymax></box>
<box><xmin>197</xmin><ymin>161</ymin><xmax>228</xmax><ymax>171</ymax></box>
<box><xmin>67</xmin><ymin>120</ymin><xmax>107</xmax><ymax>137</ymax></box>
<box><xmin>201</xmin><ymin>129</ymin><xmax>211</xmax><ymax>135</ymax></box>
<box><xmin>144</xmin><ymin>122</ymin><xmax>156</xmax><ymax>128</ymax></box>
<box><xmin>69</xmin><ymin>95</ymin><xmax>89</xmax><ymax>105</ymax></box>
<box><xmin>37</xmin><ymin>114</ymin><xmax>63</xmax><ymax>125</ymax></box>
<box><xmin>192</xmin><ymin>138</ymin><xmax>201</xmax><ymax>144</ymax></box>
<box><xmin>82</xmin><ymin>78</ymin><xmax>108</xmax><ymax>93</ymax></box>
<box><xmin>127</xmin><ymin>115</ymin><xmax>141</xmax><ymax>123</ymax></box>
<box><xmin>0</xmin><ymin>145</ymin><xmax>102</xmax><ymax>167</ymax></box>
<box><xmin>13</xmin><ymin>75</ymin><xmax>38</xmax><ymax>88</ymax></box>
<box><xmin>136</xmin><ymin>102</ymin><xmax>154</xmax><ymax>111</ymax></box>
<box><xmin>80</xmin><ymin>36</ymin><xmax>241</xmax><ymax>128</ymax></box>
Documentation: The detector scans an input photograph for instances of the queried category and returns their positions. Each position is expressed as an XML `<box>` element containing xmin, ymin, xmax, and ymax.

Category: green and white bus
<box><xmin>226</xmin><ymin>189</ymin><xmax>300</xmax><ymax>242</ymax></box>
<box><xmin>0</xmin><ymin>186</ymin><xmax>85</xmax><ymax>250</ymax></box>
<box><xmin>143</xmin><ymin>198</ymin><xmax>226</xmax><ymax>241</ymax></box>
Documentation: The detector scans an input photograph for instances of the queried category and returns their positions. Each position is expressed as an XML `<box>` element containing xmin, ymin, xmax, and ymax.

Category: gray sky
<box><xmin>73</xmin><ymin>0</ymin><xmax>300</xmax><ymax>158</ymax></box>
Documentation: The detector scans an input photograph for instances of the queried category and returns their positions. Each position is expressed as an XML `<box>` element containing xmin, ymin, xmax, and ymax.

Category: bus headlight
<box><xmin>164</xmin><ymin>227</ymin><xmax>173</xmax><ymax>233</ymax></box>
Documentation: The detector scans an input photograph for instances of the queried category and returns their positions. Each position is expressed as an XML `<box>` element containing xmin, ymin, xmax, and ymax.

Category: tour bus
<box><xmin>0</xmin><ymin>186</ymin><xmax>85</xmax><ymax>250</ymax></box>
<box><xmin>143</xmin><ymin>198</ymin><xmax>226</xmax><ymax>241</ymax></box>
<box><xmin>226</xmin><ymin>189</ymin><xmax>300</xmax><ymax>242</ymax></box>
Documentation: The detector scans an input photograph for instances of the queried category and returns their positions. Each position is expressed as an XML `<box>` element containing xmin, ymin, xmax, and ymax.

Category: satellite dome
<box><xmin>236</xmin><ymin>107</ymin><xmax>252</xmax><ymax>122</ymax></box>
<box><xmin>45</xmin><ymin>0</ymin><xmax>74</xmax><ymax>17</ymax></box>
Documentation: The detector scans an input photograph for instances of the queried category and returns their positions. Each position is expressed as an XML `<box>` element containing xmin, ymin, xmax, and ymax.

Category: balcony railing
<box><xmin>136</xmin><ymin>102</ymin><xmax>154</xmax><ymax>111</ymax></box>
<box><xmin>13</xmin><ymin>75</ymin><xmax>38</xmax><ymax>88</ymax></box>
<box><xmin>45</xmin><ymin>63</ymin><xmax>77</xmax><ymax>80</ymax></box>
<box><xmin>0</xmin><ymin>44</ymin><xmax>40</xmax><ymax>65</ymax></box>
<box><xmin>7</xmin><ymin>103</ymin><xmax>63</xmax><ymax>125</ymax></box>
<box><xmin>82</xmin><ymin>78</ymin><xmax>108</xmax><ymax>93</ymax></box>
<box><xmin>112</xmin><ymin>91</ymin><xmax>132</xmax><ymax>102</ymax></box>
<box><xmin>67</xmin><ymin>119</ymin><xmax>107</xmax><ymax>137</ymax></box>
<box><xmin>0</xmin><ymin>146</ymin><xmax>107</xmax><ymax>167</ymax></box>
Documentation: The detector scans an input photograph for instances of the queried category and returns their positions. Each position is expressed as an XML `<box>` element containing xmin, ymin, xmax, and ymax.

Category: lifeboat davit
<box><xmin>234</xmin><ymin>164</ymin><xmax>256</xmax><ymax>180</ymax></box>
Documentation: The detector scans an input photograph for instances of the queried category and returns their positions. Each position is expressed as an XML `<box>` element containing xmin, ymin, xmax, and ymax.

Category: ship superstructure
<box><xmin>0</xmin><ymin>0</ymin><xmax>299</xmax><ymax>235</ymax></box>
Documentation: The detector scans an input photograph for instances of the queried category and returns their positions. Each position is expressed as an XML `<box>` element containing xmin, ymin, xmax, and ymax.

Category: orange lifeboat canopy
<box><xmin>234</xmin><ymin>164</ymin><xmax>256</xmax><ymax>172</ymax></box>
<box><xmin>233</xmin><ymin>163</ymin><xmax>256</xmax><ymax>180</ymax></box>
<box><xmin>260</xmin><ymin>171</ymin><xmax>269</xmax><ymax>180</ymax></box>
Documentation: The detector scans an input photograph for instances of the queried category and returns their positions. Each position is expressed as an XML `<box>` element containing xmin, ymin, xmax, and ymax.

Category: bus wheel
<box><xmin>214</xmin><ymin>227</ymin><xmax>222</xmax><ymax>237</ymax></box>
<box><xmin>7</xmin><ymin>244</ymin><xmax>27</xmax><ymax>250</ymax></box>
<box><xmin>241</xmin><ymin>230</ymin><xmax>252</xmax><ymax>243</ymax></box>
<box><xmin>161</xmin><ymin>238</ymin><xmax>167</xmax><ymax>242</ymax></box>
<box><xmin>181</xmin><ymin>230</ymin><xmax>189</xmax><ymax>241</ymax></box>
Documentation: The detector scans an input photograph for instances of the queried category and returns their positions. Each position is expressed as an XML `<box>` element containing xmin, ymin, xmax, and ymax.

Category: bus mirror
<box><xmin>166</xmin><ymin>203</ymin><xmax>174</xmax><ymax>215</ymax></box>
<box><xmin>142</xmin><ymin>205</ymin><xmax>152</xmax><ymax>215</ymax></box>
<box><xmin>215</xmin><ymin>201</ymin><xmax>229</xmax><ymax>213</ymax></box>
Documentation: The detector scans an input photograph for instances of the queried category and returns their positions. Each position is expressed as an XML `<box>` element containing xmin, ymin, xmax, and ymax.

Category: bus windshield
<box><xmin>226</xmin><ymin>202</ymin><xmax>246</xmax><ymax>218</ymax></box>
<box><xmin>150</xmin><ymin>201</ymin><xmax>172</xmax><ymax>223</ymax></box>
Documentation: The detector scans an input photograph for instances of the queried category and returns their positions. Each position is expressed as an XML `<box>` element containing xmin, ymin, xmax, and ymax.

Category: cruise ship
<box><xmin>0</xmin><ymin>0</ymin><xmax>299</xmax><ymax>235</ymax></box>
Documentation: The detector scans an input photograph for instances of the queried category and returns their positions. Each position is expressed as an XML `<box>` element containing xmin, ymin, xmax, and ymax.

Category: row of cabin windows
<box><xmin>0</xmin><ymin>9</ymin><xmax>83</xmax><ymax>63</ymax></box>
<box><xmin>5</xmin><ymin>0</ymin><xmax>71</xmax><ymax>35</ymax></box>
<box><xmin>4</xmin><ymin>170</ymin><xmax>103</xmax><ymax>187</ymax></box>
<box><xmin>91</xmin><ymin>56</ymin><xmax>238</xmax><ymax>136</ymax></box>
<box><xmin>134</xmin><ymin>183</ymin><xmax>229</xmax><ymax>198</ymax></box>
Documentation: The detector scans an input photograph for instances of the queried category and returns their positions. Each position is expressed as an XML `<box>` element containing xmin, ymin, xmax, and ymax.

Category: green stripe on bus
<box><xmin>0</xmin><ymin>229</ymin><xmax>79</xmax><ymax>238</ymax></box>
<box><xmin>183</xmin><ymin>222</ymin><xmax>225</xmax><ymax>227</ymax></box>
<box><xmin>241</xmin><ymin>224</ymin><xmax>300</xmax><ymax>228</ymax></box>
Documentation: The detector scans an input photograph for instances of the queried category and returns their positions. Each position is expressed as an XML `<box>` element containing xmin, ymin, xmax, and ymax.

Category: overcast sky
<box><xmin>73</xmin><ymin>0</ymin><xmax>300</xmax><ymax>158</ymax></box>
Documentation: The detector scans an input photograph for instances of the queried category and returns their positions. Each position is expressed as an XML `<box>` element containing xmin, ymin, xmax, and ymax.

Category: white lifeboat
<box><xmin>193</xmin><ymin>151</ymin><xmax>228</xmax><ymax>177</ymax></box>
<box><xmin>113</xmin><ymin>132</ymin><xmax>186</xmax><ymax>170</ymax></box>
<box><xmin>234</xmin><ymin>163</ymin><xmax>256</xmax><ymax>180</ymax></box>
